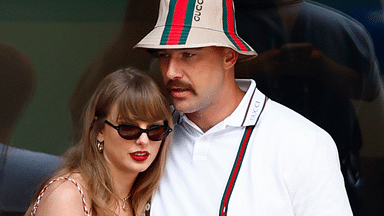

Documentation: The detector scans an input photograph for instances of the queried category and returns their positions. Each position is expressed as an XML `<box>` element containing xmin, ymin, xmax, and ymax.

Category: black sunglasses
<box><xmin>104</xmin><ymin>120</ymin><xmax>172</xmax><ymax>141</ymax></box>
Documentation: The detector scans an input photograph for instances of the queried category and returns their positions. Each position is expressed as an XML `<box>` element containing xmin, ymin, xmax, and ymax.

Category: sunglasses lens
<box><xmin>117</xmin><ymin>124</ymin><xmax>169</xmax><ymax>141</ymax></box>
<box><xmin>119</xmin><ymin>125</ymin><xmax>141</xmax><ymax>140</ymax></box>
<box><xmin>147</xmin><ymin>126</ymin><xmax>167</xmax><ymax>141</ymax></box>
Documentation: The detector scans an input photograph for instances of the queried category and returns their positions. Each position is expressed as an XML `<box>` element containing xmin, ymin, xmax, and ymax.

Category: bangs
<box><xmin>115</xmin><ymin>81</ymin><xmax>170</xmax><ymax>123</ymax></box>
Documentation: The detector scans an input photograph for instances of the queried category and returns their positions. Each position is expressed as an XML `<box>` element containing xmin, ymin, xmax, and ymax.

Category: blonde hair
<box><xmin>26</xmin><ymin>67</ymin><xmax>173</xmax><ymax>215</ymax></box>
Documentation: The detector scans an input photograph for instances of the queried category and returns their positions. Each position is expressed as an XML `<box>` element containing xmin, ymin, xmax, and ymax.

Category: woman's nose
<box><xmin>136</xmin><ymin>132</ymin><xmax>150</xmax><ymax>146</ymax></box>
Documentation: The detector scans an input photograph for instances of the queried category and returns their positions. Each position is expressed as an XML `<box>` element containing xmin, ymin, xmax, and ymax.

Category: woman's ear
<box><xmin>95</xmin><ymin>117</ymin><xmax>104</xmax><ymax>142</ymax></box>
<box><xmin>97</xmin><ymin>132</ymin><xmax>104</xmax><ymax>143</ymax></box>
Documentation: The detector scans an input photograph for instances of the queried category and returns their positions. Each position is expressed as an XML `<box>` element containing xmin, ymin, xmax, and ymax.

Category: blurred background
<box><xmin>0</xmin><ymin>0</ymin><xmax>126</xmax><ymax>155</ymax></box>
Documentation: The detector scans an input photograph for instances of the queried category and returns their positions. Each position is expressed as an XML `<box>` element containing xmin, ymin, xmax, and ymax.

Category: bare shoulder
<box><xmin>68</xmin><ymin>172</ymin><xmax>91</xmax><ymax>199</ymax></box>
<box><xmin>35</xmin><ymin>176</ymin><xmax>89</xmax><ymax>216</ymax></box>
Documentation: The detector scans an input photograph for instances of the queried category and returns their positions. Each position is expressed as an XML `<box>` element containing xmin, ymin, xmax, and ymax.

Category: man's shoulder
<box><xmin>255</xmin><ymin>99</ymin><xmax>337</xmax><ymax>158</ymax></box>
<box><xmin>262</xmin><ymin>99</ymin><xmax>331</xmax><ymax>136</ymax></box>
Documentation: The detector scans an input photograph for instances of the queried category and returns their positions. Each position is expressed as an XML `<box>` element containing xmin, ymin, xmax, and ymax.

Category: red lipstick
<box><xmin>130</xmin><ymin>151</ymin><xmax>149</xmax><ymax>162</ymax></box>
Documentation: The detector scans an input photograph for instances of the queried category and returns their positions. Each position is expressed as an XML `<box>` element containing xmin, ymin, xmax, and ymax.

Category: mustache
<box><xmin>165</xmin><ymin>80</ymin><xmax>197</xmax><ymax>95</ymax></box>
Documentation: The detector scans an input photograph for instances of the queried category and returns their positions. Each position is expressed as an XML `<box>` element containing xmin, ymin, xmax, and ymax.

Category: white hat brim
<box><xmin>134</xmin><ymin>25</ymin><xmax>257</xmax><ymax>62</ymax></box>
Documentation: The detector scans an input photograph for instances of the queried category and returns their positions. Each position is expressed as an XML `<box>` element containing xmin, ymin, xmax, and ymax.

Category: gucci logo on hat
<box><xmin>134</xmin><ymin>0</ymin><xmax>257</xmax><ymax>62</ymax></box>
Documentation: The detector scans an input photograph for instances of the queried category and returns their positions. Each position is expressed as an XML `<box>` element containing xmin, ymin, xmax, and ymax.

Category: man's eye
<box><xmin>156</xmin><ymin>53</ymin><xmax>169</xmax><ymax>58</ymax></box>
<box><xmin>183</xmin><ymin>52</ymin><xmax>194</xmax><ymax>58</ymax></box>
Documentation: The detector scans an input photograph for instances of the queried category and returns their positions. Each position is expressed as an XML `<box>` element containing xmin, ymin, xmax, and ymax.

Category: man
<box><xmin>134</xmin><ymin>0</ymin><xmax>352</xmax><ymax>215</ymax></box>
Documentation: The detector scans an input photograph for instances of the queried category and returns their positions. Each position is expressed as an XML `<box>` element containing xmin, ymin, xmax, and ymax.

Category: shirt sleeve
<box><xmin>285</xmin><ymin>131</ymin><xmax>353</xmax><ymax>216</ymax></box>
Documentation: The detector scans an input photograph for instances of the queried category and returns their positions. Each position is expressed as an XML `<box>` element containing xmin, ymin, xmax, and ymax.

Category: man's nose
<box><xmin>164</xmin><ymin>57</ymin><xmax>183</xmax><ymax>80</ymax></box>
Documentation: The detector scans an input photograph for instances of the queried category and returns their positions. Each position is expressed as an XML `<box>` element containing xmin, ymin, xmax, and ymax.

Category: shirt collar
<box><xmin>225</xmin><ymin>79</ymin><xmax>267</xmax><ymax>127</ymax></box>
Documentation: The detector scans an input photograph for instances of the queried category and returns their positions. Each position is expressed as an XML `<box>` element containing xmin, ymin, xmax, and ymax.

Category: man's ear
<box><xmin>223</xmin><ymin>48</ymin><xmax>238</xmax><ymax>69</ymax></box>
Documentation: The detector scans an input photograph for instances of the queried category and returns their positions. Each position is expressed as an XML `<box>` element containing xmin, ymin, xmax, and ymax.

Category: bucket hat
<box><xmin>134</xmin><ymin>0</ymin><xmax>257</xmax><ymax>62</ymax></box>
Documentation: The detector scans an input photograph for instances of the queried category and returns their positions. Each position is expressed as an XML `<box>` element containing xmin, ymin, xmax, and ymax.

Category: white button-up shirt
<box><xmin>150</xmin><ymin>79</ymin><xmax>352</xmax><ymax>216</ymax></box>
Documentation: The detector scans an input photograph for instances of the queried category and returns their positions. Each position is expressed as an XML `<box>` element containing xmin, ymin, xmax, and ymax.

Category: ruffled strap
<box><xmin>31</xmin><ymin>177</ymin><xmax>90</xmax><ymax>216</ymax></box>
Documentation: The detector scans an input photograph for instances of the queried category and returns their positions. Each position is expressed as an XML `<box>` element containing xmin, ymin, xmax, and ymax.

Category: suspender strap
<box><xmin>219</xmin><ymin>125</ymin><xmax>255</xmax><ymax>216</ymax></box>
<box><xmin>219</xmin><ymin>96</ymin><xmax>268</xmax><ymax>216</ymax></box>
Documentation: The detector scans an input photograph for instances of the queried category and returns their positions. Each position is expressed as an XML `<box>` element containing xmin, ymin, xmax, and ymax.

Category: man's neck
<box><xmin>186</xmin><ymin>84</ymin><xmax>245</xmax><ymax>132</ymax></box>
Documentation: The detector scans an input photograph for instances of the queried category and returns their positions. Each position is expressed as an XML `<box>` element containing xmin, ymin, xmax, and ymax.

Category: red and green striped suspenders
<box><xmin>219</xmin><ymin>96</ymin><xmax>268</xmax><ymax>216</ymax></box>
<box><xmin>219</xmin><ymin>125</ymin><xmax>255</xmax><ymax>216</ymax></box>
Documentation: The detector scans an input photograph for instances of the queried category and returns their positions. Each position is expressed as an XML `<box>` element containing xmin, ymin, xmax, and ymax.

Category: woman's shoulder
<box><xmin>34</xmin><ymin>174</ymin><xmax>90</xmax><ymax>216</ymax></box>
<box><xmin>43</xmin><ymin>176</ymin><xmax>85</xmax><ymax>200</ymax></box>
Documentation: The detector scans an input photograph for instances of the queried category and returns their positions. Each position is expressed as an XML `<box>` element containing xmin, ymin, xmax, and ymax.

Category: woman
<box><xmin>26</xmin><ymin>68</ymin><xmax>173</xmax><ymax>216</ymax></box>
